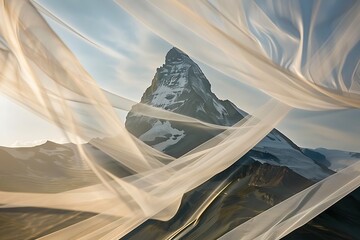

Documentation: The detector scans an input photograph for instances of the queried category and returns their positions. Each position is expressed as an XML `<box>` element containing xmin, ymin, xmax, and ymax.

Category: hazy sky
<box><xmin>0</xmin><ymin>0</ymin><xmax>359</xmax><ymax>152</ymax></box>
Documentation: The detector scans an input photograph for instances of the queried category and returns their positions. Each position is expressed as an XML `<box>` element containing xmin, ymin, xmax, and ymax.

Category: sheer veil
<box><xmin>0</xmin><ymin>0</ymin><xmax>359</xmax><ymax>239</ymax></box>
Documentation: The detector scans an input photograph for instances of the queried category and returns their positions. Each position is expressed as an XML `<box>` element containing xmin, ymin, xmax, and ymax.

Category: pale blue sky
<box><xmin>0</xmin><ymin>0</ymin><xmax>359</xmax><ymax>152</ymax></box>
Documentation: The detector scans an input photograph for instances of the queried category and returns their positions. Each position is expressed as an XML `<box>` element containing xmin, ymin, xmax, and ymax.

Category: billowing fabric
<box><xmin>0</xmin><ymin>0</ymin><xmax>359</xmax><ymax>239</ymax></box>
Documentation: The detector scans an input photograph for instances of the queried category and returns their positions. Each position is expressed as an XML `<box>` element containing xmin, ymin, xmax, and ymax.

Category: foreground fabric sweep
<box><xmin>0</xmin><ymin>0</ymin><xmax>359</xmax><ymax>239</ymax></box>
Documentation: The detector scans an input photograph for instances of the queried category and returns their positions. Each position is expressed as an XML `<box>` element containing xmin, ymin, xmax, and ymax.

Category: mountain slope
<box><xmin>283</xmin><ymin>187</ymin><xmax>360</xmax><ymax>240</ymax></box>
<box><xmin>124</xmin><ymin>158</ymin><xmax>314</xmax><ymax>240</ymax></box>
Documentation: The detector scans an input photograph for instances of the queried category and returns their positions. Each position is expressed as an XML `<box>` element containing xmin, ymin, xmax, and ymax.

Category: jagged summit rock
<box><xmin>165</xmin><ymin>47</ymin><xmax>191</xmax><ymax>64</ymax></box>
<box><xmin>137</xmin><ymin>47</ymin><xmax>245</xmax><ymax>125</ymax></box>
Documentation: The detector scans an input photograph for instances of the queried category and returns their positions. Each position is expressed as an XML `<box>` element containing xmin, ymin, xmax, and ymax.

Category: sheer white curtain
<box><xmin>0</xmin><ymin>0</ymin><xmax>359</xmax><ymax>239</ymax></box>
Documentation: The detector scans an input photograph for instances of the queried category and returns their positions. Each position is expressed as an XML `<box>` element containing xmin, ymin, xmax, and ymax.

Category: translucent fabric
<box><xmin>0</xmin><ymin>0</ymin><xmax>359</xmax><ymax>239</ymax></box>
<box><xmin>118</xmin><ymin>0</ymin><xmax>360</xmax><ymax>110</ymax></box>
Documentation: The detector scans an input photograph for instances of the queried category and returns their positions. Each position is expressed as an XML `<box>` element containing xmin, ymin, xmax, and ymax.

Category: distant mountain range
<box><xmin>0</xmin><ymin>47</ymin><xmax>358</xmax><ymax>239</ymax></box>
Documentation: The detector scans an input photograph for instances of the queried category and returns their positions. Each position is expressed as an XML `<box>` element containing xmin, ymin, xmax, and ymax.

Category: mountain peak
<box><xmin>126</xmin><ymin>47</ymin><xmax>246</xmax><ymax>155</ymax></box>
<box><xmin>131</xmin><ymin>47</ymin><xmax>245</xmax><ymax>125</ymax></box>
<box><xmin>165</xmin><ymin>47</ymin><xmax>190</xmax><ymax>64</ymax></box>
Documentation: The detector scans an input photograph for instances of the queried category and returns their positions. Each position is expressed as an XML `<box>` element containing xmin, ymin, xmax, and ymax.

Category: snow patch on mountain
<box><xmin>314</xmin><ymin>148</ymin><xmax>360</xmax><ymax>172</ymax></box>
<box><xmin>213</xmin><ymin>99</ymin><xmax>227</xmax><ymax>115</ymax></box>
<box><xmin>152</xmin><ymin>133</ymin><xmax>185</xmax><ymax>152</ymax></box>
<box><xmin>139</xmin><ymin>120</ymin><xmax>185</xmax><ymax>151</ymax></box>
<box><xmin>256</xmin><ymin>133</ymin><xmax>294</xmax><ymax>150</ymax></box>
<box><xmin>150</xmin><ymin>63</ymin><xmax>191</xmax><ymax>109</ymax></box>
<box><xmin>252</xmin><ymin>146</ymin><xmax>330</xmax><ymax>180</ymax></box>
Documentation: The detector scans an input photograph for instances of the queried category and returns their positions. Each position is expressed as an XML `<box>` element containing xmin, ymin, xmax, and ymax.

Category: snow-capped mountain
<box><xmin>123</xmin><ymin>48</ymin><xmax>360</xmax><ymax>238</ymax></box>
<box><xmin>130</xmin><ymin>47</ymin><xmax>246</xmax><ymax>124</ymax></box>
<box><xmin>126</xmin><ymin>47</ymin><xmax>245</xmax><ymax>156</ymax></box>
<box><xmin>126</xmin><ymin>47</ymin><xmax>336</xmax><ymax>181</ymax></box>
